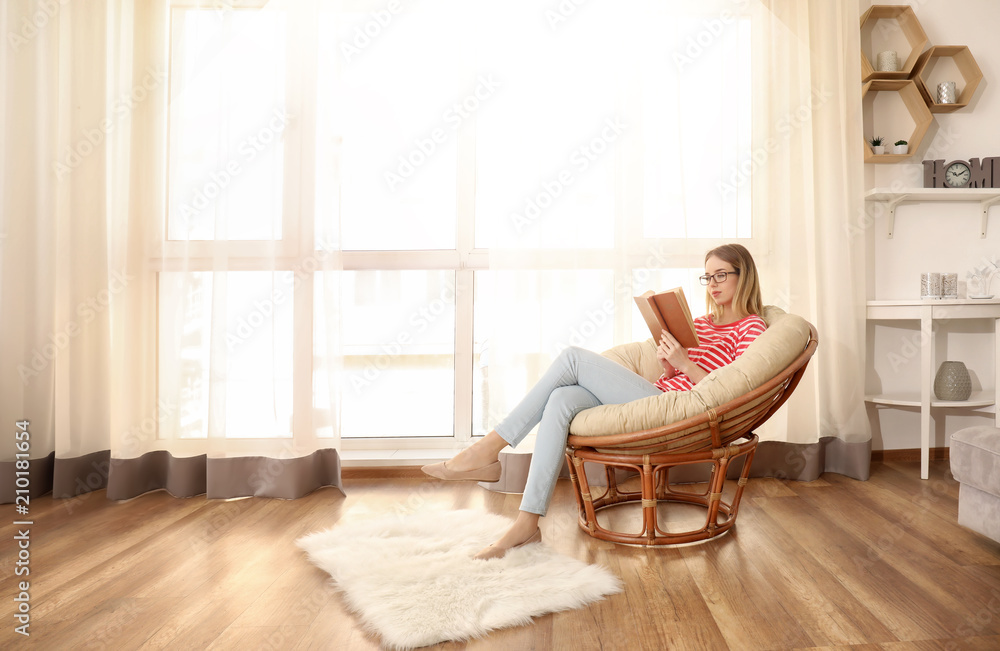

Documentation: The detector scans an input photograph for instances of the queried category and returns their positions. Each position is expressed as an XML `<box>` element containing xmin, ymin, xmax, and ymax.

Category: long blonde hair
<box><xmin>704</xmin><ymin>244</ymin><xmax>763</xmax><ymax>322</ymax></box>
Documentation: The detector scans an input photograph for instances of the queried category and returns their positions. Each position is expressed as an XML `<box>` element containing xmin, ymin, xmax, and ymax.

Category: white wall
<box><xmin>861</xmin><ymin>0</ymin><xmax>1000</xmax><ymax>450</ymax></box>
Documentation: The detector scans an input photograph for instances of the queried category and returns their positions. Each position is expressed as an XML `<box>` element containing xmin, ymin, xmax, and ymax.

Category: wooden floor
<box><xmin>3</xmin><ymin>459</ymin><xmax>1000</xmax><ymax>650</ymax></box>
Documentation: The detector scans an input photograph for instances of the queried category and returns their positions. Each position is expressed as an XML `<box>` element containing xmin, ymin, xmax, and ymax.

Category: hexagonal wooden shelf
<box><xmin>913</xmin><ymin>45</ymin><xmax>983</xmax><ymax>113</ymax></box>
<box><xmin>861</xmin><ymin>54</ymin><xmax>875</xmax><ymax>83</ymax></box>
<box><xmin>860</xmin><ymin>5</ymin><xmax>928</xmax><ymax>81</ymax></box>
<box><xmin>862</xmin><ymin>80</ymin><xmax>933</xmax><ymax>164</ymax></box>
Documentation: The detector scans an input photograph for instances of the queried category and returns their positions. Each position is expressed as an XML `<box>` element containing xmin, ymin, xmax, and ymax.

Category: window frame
<box><xmin>155</xmin><ymin>1</ymin><xmax>762</xmax><ymax>451</ymax></box>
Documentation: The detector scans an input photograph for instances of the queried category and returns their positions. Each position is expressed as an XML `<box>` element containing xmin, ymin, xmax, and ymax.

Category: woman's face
<box><xmin>705</xmin><ymin>255</ymin><xmax>739</xmax><ymax>309</ymax></box>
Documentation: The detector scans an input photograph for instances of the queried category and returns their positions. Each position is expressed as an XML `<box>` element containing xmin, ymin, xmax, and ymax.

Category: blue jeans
<box><xmin>494</xmin><ymin>346</ymin><xmax>663</xmax><ymax>516</ymax></box>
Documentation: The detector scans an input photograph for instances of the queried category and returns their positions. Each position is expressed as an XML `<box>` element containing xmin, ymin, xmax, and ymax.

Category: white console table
<box><xmin>866</xmin><ymin>299</ymin><xmax>1000</xmax><ymax>479</ymax></box>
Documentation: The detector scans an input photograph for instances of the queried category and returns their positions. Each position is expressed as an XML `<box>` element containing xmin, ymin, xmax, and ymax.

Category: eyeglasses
<box><xmin>699</xmin><ymin>271</ymin><xmax>739</xmax><ymax>285</ymax></box>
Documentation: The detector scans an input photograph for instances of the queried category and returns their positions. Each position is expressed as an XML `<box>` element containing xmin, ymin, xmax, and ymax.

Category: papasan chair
<box><xmin>564</xmin><ymin>306</ymin><xmax>818</xmax><ymax>546</ymax></box>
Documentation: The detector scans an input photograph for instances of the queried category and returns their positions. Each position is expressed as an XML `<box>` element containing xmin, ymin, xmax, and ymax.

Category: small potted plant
<box><xmin>893</xmin><ymin>139</ymin><xmax>908</xmax><ymax>155</ymax></box>
<box><xmin>869</xmin><ymin>136</ymin><xmax>885</xmax><ymax>155</ymax></box>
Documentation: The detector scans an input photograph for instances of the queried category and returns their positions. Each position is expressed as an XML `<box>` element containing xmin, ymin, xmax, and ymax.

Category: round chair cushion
<box><xmin>567</xmin><ymin>306</ymin><xmax>811</xmax><ymax>448</ymax></box>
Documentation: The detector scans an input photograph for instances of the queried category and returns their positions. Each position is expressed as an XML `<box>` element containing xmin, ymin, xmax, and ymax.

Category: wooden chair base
<box><xmin>565</xmin><ymin>434</ymin><xmax>758</xmax><ymax>546</ymax></box>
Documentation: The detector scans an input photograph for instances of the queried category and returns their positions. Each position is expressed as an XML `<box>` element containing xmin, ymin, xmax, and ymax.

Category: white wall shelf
<box><xmin>865</xmin><ymin>299</ymin><xmax>1000</xmax><ymax>478</ymax></box>
<box><xmin>864</xmin><ymin>188</ymin><xmax>1000</xmax><ymax>239</ymax></box>
<box><xmin>865</xmin><ymin>390</ymin><xmax>994</xmax><ymax>409</ymax></box>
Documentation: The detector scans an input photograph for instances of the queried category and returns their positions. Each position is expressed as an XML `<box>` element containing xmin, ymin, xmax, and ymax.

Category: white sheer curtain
<box><xmin>749</xmin><ymin>0</ymin><xmax>871</xmax><ymax>478</ymax></box>
<box><xmin>1</xmin><ymin>0</ymin><xmax>344</xmax><ymax>501</ymax></box>
<box><xmin>1</xmin><ymin>0</ymin><xmax>871</xmax><ymax>504</ymax></box>
<box><xmin>477</xmin><ymin>1</ymin><xmax>753</xmax><ymax>431</ymax></box>
<box><xmin>478</xmin><ymin>0</ymin><xmax>870</xmax><ymax>479</ymax></box>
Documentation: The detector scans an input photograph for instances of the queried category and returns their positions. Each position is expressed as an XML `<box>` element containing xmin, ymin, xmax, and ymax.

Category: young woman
<box><xmin>422</xmin><ymin>244</ymin><xmax>767</xmax><ymax>560</ymax></box>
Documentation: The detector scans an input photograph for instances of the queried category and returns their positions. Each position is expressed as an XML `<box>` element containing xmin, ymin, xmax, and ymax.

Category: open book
<box><xmin>633</xmin><ymin>287</ymin><xmax>699</xmax><ymax>349</ymax></box>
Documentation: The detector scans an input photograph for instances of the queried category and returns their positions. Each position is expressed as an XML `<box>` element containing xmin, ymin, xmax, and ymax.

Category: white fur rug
<box><xmin>296</xmin><ymin>509</ymin><xmax>622</xmax><ymax>649</ymax></box>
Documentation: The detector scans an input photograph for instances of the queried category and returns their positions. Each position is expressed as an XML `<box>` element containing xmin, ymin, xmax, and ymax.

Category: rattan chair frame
<box><xmin>565</xmin><ymin>323</ymin><xmax>818</xmax><ymax>546</ymax></box>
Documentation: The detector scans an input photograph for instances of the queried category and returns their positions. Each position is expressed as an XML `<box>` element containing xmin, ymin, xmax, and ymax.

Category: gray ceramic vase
<box><xmin>933</xmin><ymin>361</ymin><xmax>972</xmax><ymax>401</ymax></box>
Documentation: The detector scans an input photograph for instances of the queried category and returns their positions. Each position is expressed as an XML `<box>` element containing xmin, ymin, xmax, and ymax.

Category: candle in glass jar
<box><xmin>921</xmin><ymin>272</ymin><xmax>942</xmax><ymax>298</ymax></box>
<box><xmin>943</xmin><ymin>273</ymin><xmax>958</xmax><ymax>299</ymax></box>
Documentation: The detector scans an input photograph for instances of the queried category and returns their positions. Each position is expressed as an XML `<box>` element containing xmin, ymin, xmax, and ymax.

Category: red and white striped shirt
<box><xmin>654</xmin><ymin>314</ymin><xmax>767</xmax><ymax>392</ymax></box>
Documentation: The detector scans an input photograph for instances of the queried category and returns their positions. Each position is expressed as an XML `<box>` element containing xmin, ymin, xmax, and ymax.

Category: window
<box><xmin>316</xmin><ymin>8</ymin><xmax>463</xmax><ymax>251</ymax></box>
<box><xmin>157</xmin><ymin>2</ymin><xmax>754</xmax><ymax>447</ymax></box>
<box><xmin>338</xmin><ymin>270</ymin><xmax>457</xmax><ymax>439</ymax></box>
<box><xmin>641</xmin><ymin>14</ymin><xmax>753</xmax><ymax>239</ymax></box>
<box><xmin>159</xmin><ymin>271</ymin><xmax>295</xmax><ymax>439</ymax></box>
<box><xmin>166</xmin><ymin>6</ymin><xmax>288</xmax><ymax>243</ymax></box>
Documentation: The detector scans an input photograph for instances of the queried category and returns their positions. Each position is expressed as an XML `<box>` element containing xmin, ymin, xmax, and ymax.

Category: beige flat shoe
<box><xmin>420</xmin><ymin>460</ymin><xmax>502</xmax><ymax>483</ymax></box>
<box><xmin>473</xmin><ymin>528</ymin><xmax>542</xmax><ymax>561</ymax></box>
